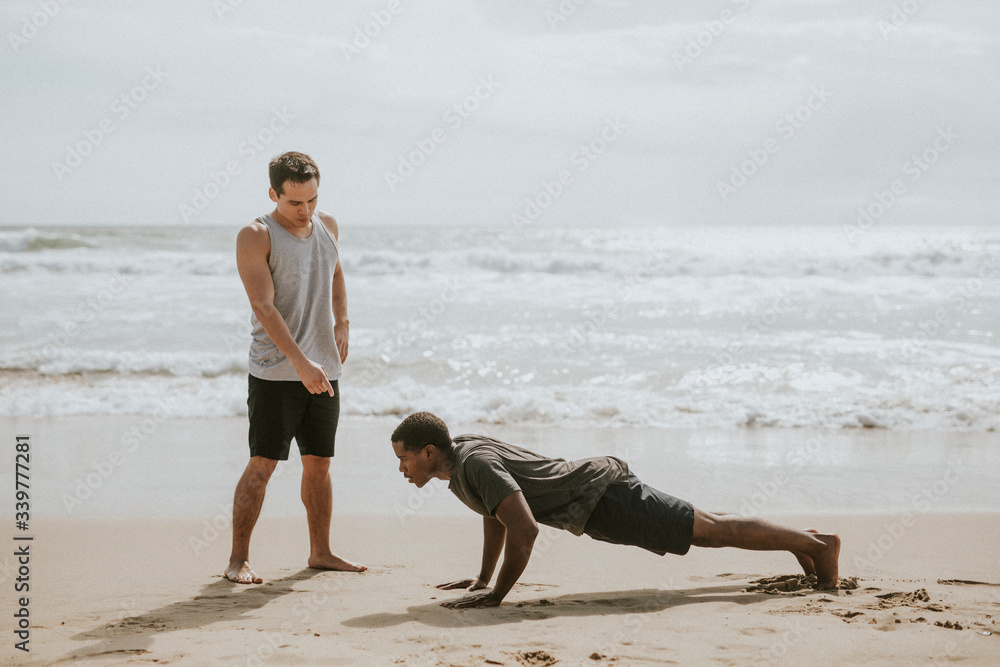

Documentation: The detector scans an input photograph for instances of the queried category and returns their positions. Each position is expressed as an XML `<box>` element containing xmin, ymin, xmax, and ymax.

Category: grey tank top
<box><xmin>248</xmin><ymin>213</ymin><xmax>343</xmax><ymax>382</ymax></box>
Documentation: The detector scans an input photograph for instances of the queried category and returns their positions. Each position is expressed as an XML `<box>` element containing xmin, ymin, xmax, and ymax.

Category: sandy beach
<box><xmin>2</xmin><ymin>417</ymin><xmax>999</xmax><ymax>665</ymax></box>
<box><xmin>1</xmin><ymin>512</ymin><xmax>998</xmax><ymax>666</ymax></box>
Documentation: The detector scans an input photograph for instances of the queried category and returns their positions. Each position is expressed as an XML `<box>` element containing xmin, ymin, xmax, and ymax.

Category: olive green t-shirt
<box><xmin>447</xmin><ymin>435</ymin><xmax>629</xmax><ymax>536</ymax></box>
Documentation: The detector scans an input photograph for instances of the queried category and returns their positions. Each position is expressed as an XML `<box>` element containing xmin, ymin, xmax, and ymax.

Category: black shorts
<box><xmin>583</xmin><ymin>472</ymin><xmax>695</xmax><ymax>556</ymax></box>
<box><xmin>247</xmin><ymin>374</ymin><xmax>340</xmax><ymax>460</ymax></box>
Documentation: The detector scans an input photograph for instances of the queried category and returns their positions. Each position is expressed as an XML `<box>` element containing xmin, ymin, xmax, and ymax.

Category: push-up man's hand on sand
<box><xmin>440</xmin><ymin>590</ymin><xmax>501</xmax><ymax>609</ymax></box>
<box><xmin>436</xmin><ymin>577</ymin><xmax>488</xmax><ymax>592</ymax></box>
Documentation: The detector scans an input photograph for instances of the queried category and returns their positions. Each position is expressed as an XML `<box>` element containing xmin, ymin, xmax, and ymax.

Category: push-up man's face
<box><xmin>392</xmin><ymin>440</ymin><xmax>434</xmax><ymax>488</ymax></box>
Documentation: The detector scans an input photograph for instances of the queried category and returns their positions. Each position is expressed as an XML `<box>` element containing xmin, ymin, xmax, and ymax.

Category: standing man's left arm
<box><xmin>319</xmin><ymin>212</ymin><xmax>349</xmax><ymax>363</ymax></box>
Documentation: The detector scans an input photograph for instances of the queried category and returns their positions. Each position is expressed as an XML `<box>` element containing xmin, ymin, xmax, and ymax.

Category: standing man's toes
<box><xmin>308</xmin><ymin>554</ymin><xmax>367</xmax><ymax>572</ymax></box>
<box><xmin>224</xmin><ymin>561</ymin><xmax>263</xmax><ymax>584</ymax></box>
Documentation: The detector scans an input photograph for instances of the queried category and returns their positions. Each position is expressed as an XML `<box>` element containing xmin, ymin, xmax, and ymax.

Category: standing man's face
<box><xmin>270</xmin><ymin>177</ymin><xmax>318</xmax><ymax>227</ymax></box>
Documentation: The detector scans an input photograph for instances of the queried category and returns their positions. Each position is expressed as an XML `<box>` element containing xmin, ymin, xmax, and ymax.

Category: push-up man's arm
<box><xmin>437</xmin><ymin>515</ymin><xmax>505</xmax><ymax>594</ymax></box>
<box><xmin>439</xmin><ymin>491</ymin><xmax>538</xmax><ymax>608</ymax></box>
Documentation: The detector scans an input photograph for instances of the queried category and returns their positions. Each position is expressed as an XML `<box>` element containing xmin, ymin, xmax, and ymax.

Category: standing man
<box><xmin>225</xmin><ymin>151</ymin><xmax>366</xmax><ymax>584</ymax></box>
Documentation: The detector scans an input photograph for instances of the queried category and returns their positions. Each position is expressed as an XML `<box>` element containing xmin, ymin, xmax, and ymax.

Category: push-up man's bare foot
<box><xmin>308</xmin><ymin>553</ymin><xmax>367</xmax><ymax>572</ymax></box>
<box><xmin>809</xmin><ymin>532</ymin><xmax>841</xmax><ymax>589</ymax></box>
<box><xmin>225</xmin><ymin>560</ymin><xmax>263</xmax><ymax>584</ymax></box>
<box><xmin>793</xmin><ymin>528</ymin><xmax>820</xmax><ymax>577</ymax></box>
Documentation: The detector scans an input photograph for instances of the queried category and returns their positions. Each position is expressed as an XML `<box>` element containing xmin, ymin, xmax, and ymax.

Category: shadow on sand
<box><xmin>342</xmin><ymin>584</ymin><xmax>784</xmax><ymax>629</ymax></box>
<box><xmin>54</xmin><ymin>568</ymin><xmax>328</xmax><ymax>664</ymax></box>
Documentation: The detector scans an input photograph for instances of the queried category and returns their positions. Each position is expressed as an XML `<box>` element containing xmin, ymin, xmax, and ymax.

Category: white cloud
<box><xmin>1</xmin><ymin>0</ymin><xmax>996</xmax><ymax>227</ymax></box>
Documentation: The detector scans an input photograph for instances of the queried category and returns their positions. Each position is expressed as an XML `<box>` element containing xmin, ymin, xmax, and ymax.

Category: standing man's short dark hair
<box><xmin>268</xmin><ymin>151</ymin><xmax>320</xmax><ymax>196</ymax></box>
<box><xmin>225</xmin><ymin>150</ymin><xmax>365</xmax><ymax>584</ymax></box>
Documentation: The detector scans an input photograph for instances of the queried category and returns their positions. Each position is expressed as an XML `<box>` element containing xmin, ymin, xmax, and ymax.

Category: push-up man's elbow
<box><xmin>521</xmin><ymin>523</ymin><xmax>540</xmax><ymax>542</ymax></box>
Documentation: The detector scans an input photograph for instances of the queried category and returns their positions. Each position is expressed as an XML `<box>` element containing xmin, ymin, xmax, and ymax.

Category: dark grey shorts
<box><xmin>583</xmin><ymin>472</ymin><xmax>695</xmax><ymax>556</ymax></box>
<box><xmin>247</xmin><ymin>374</ymin><xmax>339</xmax><ymax>460</ymax></box>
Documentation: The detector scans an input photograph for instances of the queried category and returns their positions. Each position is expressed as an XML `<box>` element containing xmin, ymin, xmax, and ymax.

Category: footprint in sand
<box><xmin>876</xmin><ymin>589</ymin><xmax>930</xmax><ymax>604</ymax></box>
<box><xmin>937</xmin><ymin>579</ymin><xmax>1000</xmax><ymax>587</ymax></box>
<box><xmin>512</xmin><ymin>649</ymin><xmax>558</xmax><ymax>666</ymax></box>
<box><xmin>744</xmin><ymin>574</ymin><xmax>859</xmax><ymax>593</ymax></box>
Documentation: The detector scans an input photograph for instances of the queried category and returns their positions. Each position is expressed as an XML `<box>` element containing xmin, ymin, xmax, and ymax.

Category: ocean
<box><xmin>1</xmin><ymin>222</ymin><xmax>997</xmax><ymax>431</ymax></box>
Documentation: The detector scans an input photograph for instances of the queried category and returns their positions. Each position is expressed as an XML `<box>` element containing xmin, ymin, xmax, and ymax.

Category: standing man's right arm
<box><xmin>236</xmin><ymin>222</ymin><xmax>334</xmax><ymax>396</ymax></box>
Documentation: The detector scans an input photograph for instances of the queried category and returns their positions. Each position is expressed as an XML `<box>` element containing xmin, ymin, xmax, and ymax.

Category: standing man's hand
<box><xmin>295</xmin><ymin>359</ymin><xmax>334</xmax><ymax>396</ymax></box>
<box><xmin>334</xmin><ymin>320</ymin><xmax>349</xmax><ymax>363</ymax></box>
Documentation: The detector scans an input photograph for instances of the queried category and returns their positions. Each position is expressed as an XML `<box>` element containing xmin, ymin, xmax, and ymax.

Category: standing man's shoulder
<box><xmin>237</xmin><ymin>219</ymin><xmax>271</xmax><ymax>260</ymax></box>
<box><xmin>316</xmin><ymin>211</ymin><xmax>339</xmax><ymax>242</ymax></box>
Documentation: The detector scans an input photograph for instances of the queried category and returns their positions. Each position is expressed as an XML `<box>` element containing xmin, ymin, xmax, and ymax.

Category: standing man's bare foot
<box><xmin>224</xmin><ymin>560</ymin><xmax>263</xmax><ymax>584</ymax></box>
<box><xmin>811</xmin><ymin>533</ymin><xmax>841</xmax><ymax>589</ymax></box>
<box><xmin>793</xmin><ymin>528</ymin><xmax>820</xmax><ymax>577</ymax></box>
<box><xmin>308</xmin><ymin>553</ymin><xmax>367</xmax><ymax>572</ymax></box>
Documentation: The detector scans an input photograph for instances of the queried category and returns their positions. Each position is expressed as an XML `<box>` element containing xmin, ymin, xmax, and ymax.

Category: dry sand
<box><xmin>2</xmin><ymin>416</ymin><xmax>998</xmax><ymax>664</ymax></box>
<box><xmin>1</xmin><ymin>512</ymin><xmax>998</xmax><ymax>666</ymax></box>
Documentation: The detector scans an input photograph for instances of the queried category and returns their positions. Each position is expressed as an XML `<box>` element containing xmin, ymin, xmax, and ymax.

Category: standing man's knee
<box><xmin>247</xmin><ymin>456</ymin><xmax>279</xmax><ymax>481</ymax></box>
<box><xmin>301</xmin><ymin>454</ymin><xmax>330</xmax><ymax>476</ymax></box>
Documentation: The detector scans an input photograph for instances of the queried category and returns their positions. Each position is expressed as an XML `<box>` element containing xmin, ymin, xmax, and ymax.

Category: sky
<box><xmin>1</xmin><ymin>0</ymin><xmax>997</xmax><ymax>228</ymax></box>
